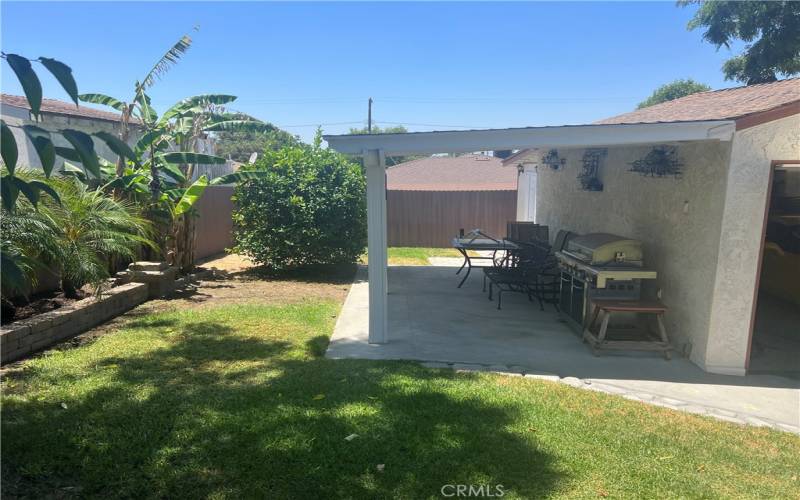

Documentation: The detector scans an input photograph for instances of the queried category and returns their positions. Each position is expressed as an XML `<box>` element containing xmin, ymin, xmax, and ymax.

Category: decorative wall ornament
<box><xmin>578</xmin><ymin>148</ymin><xmax>606</xmax><ymax>191</ymax></box>
<box><xmin>542</xmin><ymin>149</ymin><xmax>565</xmax><ymax>170</ymax></box>
<box><xmin>629</xmin><ymin>145</ymin><xmax>684</xmax><ymax>178</ymax></box>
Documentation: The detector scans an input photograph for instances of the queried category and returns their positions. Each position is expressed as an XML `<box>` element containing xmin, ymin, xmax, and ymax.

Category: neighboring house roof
<box><xmin>387</xmin><ymin>154</ymin><xmax>517</xmax><ymax>191</ymax></box>
<box><xmin>502</xmin><ymin>78</ymin><xmax>799</xmax><ymax>166</ymax></box>
<box><xmin>595</xmin><ymin>78</ymin><xmax>799</xmax><ymax>126</ymax></box>
<box><xmin>0</xmin><ymin>93</ymin><xmax>142</xmax><ymax>125</ymax></box>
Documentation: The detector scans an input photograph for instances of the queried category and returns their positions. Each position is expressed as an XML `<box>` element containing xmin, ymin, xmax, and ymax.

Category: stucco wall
<box><xmin>531</xmin><ymin>140</ymin><xmax>732</xmax><ymax>363</ymax></box>
<box><xmin>704</xmin><ymin>114</ymin><xmax>800</xmax><ymax>375</ymax></box>
<box><xmin>0</xmin><ymin>104</ymin><xmax>140</xmax><ymax>171</ymax></box>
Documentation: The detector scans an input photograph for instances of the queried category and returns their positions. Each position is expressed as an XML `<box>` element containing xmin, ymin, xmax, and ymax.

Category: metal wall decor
<box><xmin>542</xmin><ymin>149</ymin><xmax>565</xmax><ymax>170</ymax></box>
<box><xmin>578</xmin><ymin>148</ymin><xmax>606</xmax><ymax>191</ymax></box>
<box><xmin>629</xmin><ymin>145</ymin><xmax>684</xmax><ymax>178</ymax></box>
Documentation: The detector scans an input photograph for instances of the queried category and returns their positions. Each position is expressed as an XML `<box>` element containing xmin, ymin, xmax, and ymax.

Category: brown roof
<box><xmin>596</xmin><ymin>78</ymin><xmax>800</xmax><ymax>125</ymax></box>
<box><xmin>503</xmin><ymin>78</ymin><xmax>800</xmax><ymax>166</ymax></box>
<box><xmin>387</xmin><ymin>154</ymin><xmax>517</xmax><ymax>191</ymax></box>
<box><xmin>0</xmin><ymin>93</ymin><xmax>141</xmax><ymax>125</ymax></box>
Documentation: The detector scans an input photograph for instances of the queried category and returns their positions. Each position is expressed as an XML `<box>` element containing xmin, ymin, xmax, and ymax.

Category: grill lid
<box><xmin>564</xmin><ymin>233</ymin><xmax>643</xmax><ymax>267</ymax></box>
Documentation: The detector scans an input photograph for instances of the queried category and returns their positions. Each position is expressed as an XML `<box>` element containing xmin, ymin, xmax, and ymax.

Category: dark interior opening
<box><xmin>749</xmin><ymin>164</ymin><xmax>800</xmax><ymax>377</ymax></box>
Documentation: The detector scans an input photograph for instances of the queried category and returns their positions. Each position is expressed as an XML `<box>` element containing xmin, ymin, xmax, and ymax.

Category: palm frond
<box><xmin>137</xmin><ymin>35</ymin><xmax>193</xmax><ymax>94</ymax></box>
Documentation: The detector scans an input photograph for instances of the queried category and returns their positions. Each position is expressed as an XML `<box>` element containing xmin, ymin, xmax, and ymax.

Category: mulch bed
<box><xmin>1</xmin><ymin>290</ymin><xmax>88</xmax><ymax>325</ymax></box>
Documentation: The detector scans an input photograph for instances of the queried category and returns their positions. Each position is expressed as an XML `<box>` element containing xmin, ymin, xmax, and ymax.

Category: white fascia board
<box><xmin>324</xmin><ymin>121</ymin><xmax>736</xmax><ymax>157</ymax></box>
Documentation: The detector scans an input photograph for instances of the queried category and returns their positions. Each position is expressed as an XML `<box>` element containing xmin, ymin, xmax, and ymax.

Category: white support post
<box><xmin>515</xmin><ymin>164</ymin><xmax>538</xmax><ymax>222</ymax></box>
<box><xmin>364</xmin><ymin>149</ymin><xmax>388</xmax><ymax>344</ymax></box>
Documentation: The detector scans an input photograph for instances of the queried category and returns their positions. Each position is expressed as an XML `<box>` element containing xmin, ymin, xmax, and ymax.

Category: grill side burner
<box><xmin>556</xmin><ymin>233</ymin><xmax>657</xmax><ymax>329</ymax></box>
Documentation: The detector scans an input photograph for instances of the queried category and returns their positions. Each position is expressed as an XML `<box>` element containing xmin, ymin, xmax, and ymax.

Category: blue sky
<box><xmin>2</xmin><ymin>1</ymin><xmax>741</xmax><ymax>143</ymax></box>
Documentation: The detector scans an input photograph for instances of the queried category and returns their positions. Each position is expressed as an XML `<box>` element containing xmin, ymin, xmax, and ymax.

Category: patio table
<box><xmin>452</xmin><ymin>237</ymin><xmax>520</xmax><ymax>288</ymax></box>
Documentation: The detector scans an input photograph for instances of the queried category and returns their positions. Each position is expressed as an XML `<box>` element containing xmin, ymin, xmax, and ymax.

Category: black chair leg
<box><xmin>483</xmin><ymin>274</ymin><xmax>486</xmax><ymax>293</ymax></box>
<box><xmin>488</xmin><ymin>282</ymin><xmax>493</xmax><ymax>301</ymax></box>
<box><xmin>497</xmin><ymin>290</ymin><xmax>503</xmax><ymax>310</ymax></box>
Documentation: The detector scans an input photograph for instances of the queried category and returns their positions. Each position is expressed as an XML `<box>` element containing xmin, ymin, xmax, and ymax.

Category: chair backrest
<box><xmin>507</xmin><ymin>222</ymin><xmax>549</xmax><ymax>244</ymax></box>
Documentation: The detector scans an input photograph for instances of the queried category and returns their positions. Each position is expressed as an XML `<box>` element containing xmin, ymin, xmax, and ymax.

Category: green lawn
<box><xmin>362</xmin><ymin>247</ymin><xmax>466</xmax><ymax>266</ymax></box>
<box><xmin>3</xmin><ymin>300</ymin><xmax>799</xmax><ymax>498</ymax></box>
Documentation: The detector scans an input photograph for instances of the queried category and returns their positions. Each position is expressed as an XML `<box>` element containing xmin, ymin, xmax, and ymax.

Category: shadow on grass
<box><xmin>231</xmin><ymin>262</ymin><xmax>359</xmax><ymax>285</ymax></box>
<box><xmin>2</xmin><ymin>318</ymin><xmax>563</xmax><ymax>499</ymax></box>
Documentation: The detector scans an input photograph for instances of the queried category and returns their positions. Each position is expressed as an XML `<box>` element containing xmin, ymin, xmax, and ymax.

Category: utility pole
<box><xmin>367</xmin><ymin>97</ymin><xmax>373</xmax><ymax>134</ymax></box>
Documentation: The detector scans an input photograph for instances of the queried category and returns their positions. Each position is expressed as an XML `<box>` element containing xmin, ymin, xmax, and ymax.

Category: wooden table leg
<box><xmin>656</xmin><ymin>313</ymin><xmax>672</xmax><ymax>360</ymax></box>
<box><xmin>592</xmin><ymin>310</ymin><xmax>611</xmax><ymax>356</ymax></box>
<box><xmin>583</xmin><ymin>303</ymin><xmax>600</xmax><ymax>344</ymax></box>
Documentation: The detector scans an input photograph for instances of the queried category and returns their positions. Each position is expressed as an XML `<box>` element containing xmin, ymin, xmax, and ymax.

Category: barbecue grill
<box><xmin>555</xmin><ymin>233</ymin><xmax>657</xmax><ymax>328</ymax></box>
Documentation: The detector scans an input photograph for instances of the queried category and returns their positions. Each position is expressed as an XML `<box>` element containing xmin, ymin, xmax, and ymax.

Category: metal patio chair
<box><xmin>484</xmin><ymin>241</ymin><xmax>560</xmax><ymax>311</ymax></box>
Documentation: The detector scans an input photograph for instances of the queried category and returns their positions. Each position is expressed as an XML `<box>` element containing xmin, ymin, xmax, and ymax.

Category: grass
<box><xmin>3</xmin><ymin>299</ymin><xmax>799</xmax><ymax>499</ymax></box>
<box><xmin>361</xmin><ymin>247</ymin><xmax>467</xmax><ymax>265</ymax></box>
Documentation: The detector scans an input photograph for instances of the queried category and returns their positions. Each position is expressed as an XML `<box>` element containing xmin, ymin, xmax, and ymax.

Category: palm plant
<box><xmin>1</xmin><ymin>205</ymin><xmax>61</xmax><ymax>312</ymax></box>
<box><xmin>44</xmin><ymin>179</ymin><xmax>154</xmax><ymax>298</ymax></box>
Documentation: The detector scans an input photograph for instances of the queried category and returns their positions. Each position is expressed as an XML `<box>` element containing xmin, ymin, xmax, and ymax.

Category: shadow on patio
<box><xmin>327</xmin><ymin>266</ymin><xmax>800</xmax><ymax>429</ymax></box>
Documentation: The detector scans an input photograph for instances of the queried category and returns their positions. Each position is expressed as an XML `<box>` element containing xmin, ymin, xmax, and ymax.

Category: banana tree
<box><xmin>139</xmin><ymin>94</ymin><xmax>273</xmax><ymax>271</ymax></box>
<box><xmin>77</xmin><ymin>91</ymin><xmax>272</xmax><ymax>271</ymax></box>
<box><xmin>78</xmin><ymin>33</ymin><xmax>193</xmax><ymax>179</ymax></box>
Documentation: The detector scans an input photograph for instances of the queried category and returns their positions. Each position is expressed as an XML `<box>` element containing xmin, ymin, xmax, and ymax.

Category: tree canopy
<box><xmin>680</xmin><ymin>0</ymin><xmax>800</xmax><ymax>84</ymax></box>
<box><xmin>346</xmin><ymin>125</ymin><xmax>420</xmax><ymax>165</ymax></box>
<box><xmin>214</xmin><ymin>114</ymin><xmax>300</xmax><ymax>162</ymax></box>
<box><xmin>347</xmin><ymin>124</ymin><xmax>409</xmax><ymax>135</ymax></box>
<box><xmin>637</xmin><ymin>79</ymin><xmax>712</xmax><ymax>109</ymax></box>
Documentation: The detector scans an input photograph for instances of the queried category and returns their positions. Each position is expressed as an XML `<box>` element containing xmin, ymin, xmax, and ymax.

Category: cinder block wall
<box><xmin>1</xmin><ymin>282</ymin><xmax>148</xmax><ymax>364</ymax></box>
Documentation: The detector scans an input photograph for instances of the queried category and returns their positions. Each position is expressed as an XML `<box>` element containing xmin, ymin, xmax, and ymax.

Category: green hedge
<box><xmin>232</xmin><ymin>143</ymin><xmax>366</xmax><ymax>269</ymax></box>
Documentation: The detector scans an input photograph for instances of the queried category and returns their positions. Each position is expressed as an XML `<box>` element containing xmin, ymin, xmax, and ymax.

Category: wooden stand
<box><xmin>583</xmin><ymin>299</ymin><xmax>672</xmax><ymax>359</ymax></box>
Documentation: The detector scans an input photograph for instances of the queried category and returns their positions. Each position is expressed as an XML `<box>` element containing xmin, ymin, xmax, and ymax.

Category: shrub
<box><xmin>232</xmin><ymin>141</ymin><xmax>366</xmax><ymax>269</ymax></box>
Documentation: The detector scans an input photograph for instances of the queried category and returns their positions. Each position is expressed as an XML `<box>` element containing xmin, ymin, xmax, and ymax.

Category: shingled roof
<box><xmin>596</xmin><ymin>78</ymin><xmax>799</xmax><ymax>126</ymax></box>
<box><xmin>0</xmin><ymin>94</ymin><xmax>141</xmax><ymax>125</ymax></box>
<box><xmin>387</xmin><ymin>154</ymin><xmax>517</xmax><ymax>191</ymax></box>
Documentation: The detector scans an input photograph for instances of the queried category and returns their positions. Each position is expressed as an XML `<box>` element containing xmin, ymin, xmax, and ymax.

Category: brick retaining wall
<box><xmin>0</xmin><ymin>282</ymin><xmax>148</xmax><ymax>364</ymax></box>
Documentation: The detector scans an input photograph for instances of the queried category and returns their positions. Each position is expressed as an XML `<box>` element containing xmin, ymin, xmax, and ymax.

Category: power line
<box><xmin>374</xmin><ymin>121</ymin><xmax>486</xmax><ymax>129</ymax></box>
<box><xmin>276</xmin><ymin>121</ymin><xmax>363</xmax><ymax>129</ymax></box>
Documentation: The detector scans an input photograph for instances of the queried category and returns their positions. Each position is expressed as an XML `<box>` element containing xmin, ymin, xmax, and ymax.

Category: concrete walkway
<box><xmin>328</xmin><ymin>266</ymin><xmax>800</xmax><ymax>433</ymax></box>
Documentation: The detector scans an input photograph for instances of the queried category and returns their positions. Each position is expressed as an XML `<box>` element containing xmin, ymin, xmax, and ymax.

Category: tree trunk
<box><xmin>171</xmin><ymin>212</ymin><xmax>196</xmax><ymax>273</ymax></box>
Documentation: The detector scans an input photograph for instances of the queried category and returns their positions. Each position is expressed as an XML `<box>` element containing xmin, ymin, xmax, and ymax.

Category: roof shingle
<box><xmin>595</xmin><ymin>78</ymin><xmax>799</xmax><ymax>125</ymax></box>
<box><xmin>387</xmin><ymin>154</ymin><xmax>517</xmax><ymax>191</ymax></box>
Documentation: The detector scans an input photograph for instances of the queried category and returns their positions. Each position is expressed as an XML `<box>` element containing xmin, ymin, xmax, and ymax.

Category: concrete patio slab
<box><xmin>328</xmin><ymin>266</ymin><xmax>800</xmax><ymax>433</ymax></box>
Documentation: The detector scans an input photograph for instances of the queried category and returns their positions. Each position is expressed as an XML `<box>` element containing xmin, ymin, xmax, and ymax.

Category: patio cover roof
<box><xmin>323</xmin><ymin>120</ymin><xmax>735</xmax><ymax>157</ymax></box>
<box><xmin>323</xmin><ymin>119</ymin><xmax>736</xmax><ymax>345</ymax></box>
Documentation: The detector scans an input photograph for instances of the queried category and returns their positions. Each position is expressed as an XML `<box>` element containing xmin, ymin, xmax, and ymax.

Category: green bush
<box><xmin>232</xmin><ymin>141</ymin><xmax>366</xmax><ymax>269</ymax></box>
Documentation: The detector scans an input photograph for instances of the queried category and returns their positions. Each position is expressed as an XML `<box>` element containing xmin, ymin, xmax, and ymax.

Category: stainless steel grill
<box><xmin>555</xmin><ymin>233</ymin><xmax>657</xmax><ymax>328</ymax></box>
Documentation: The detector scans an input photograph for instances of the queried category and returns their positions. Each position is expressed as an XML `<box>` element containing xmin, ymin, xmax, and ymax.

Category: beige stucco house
<box><xmin>0</xmin><ymin>93</ymin><xmax>143</xmax><ymax>171</ymax></box>
<box><xmin>504</xmin><ymin>79</ymin><xmax>799</xmax><ymax>375</ymax></box>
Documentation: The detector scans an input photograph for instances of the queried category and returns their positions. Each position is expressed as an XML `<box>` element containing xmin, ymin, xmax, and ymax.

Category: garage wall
<box><xmin>533</xmin><ymin>141</ymin><xmax>732</xmax><ymax>367</ymax></box>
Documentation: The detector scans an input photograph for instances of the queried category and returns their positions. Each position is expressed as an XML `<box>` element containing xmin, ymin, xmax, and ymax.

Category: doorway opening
<box><xmin>748</xmin><ymin>161</ymin><xmax>800</xmax><ymax>377</ymax></box>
